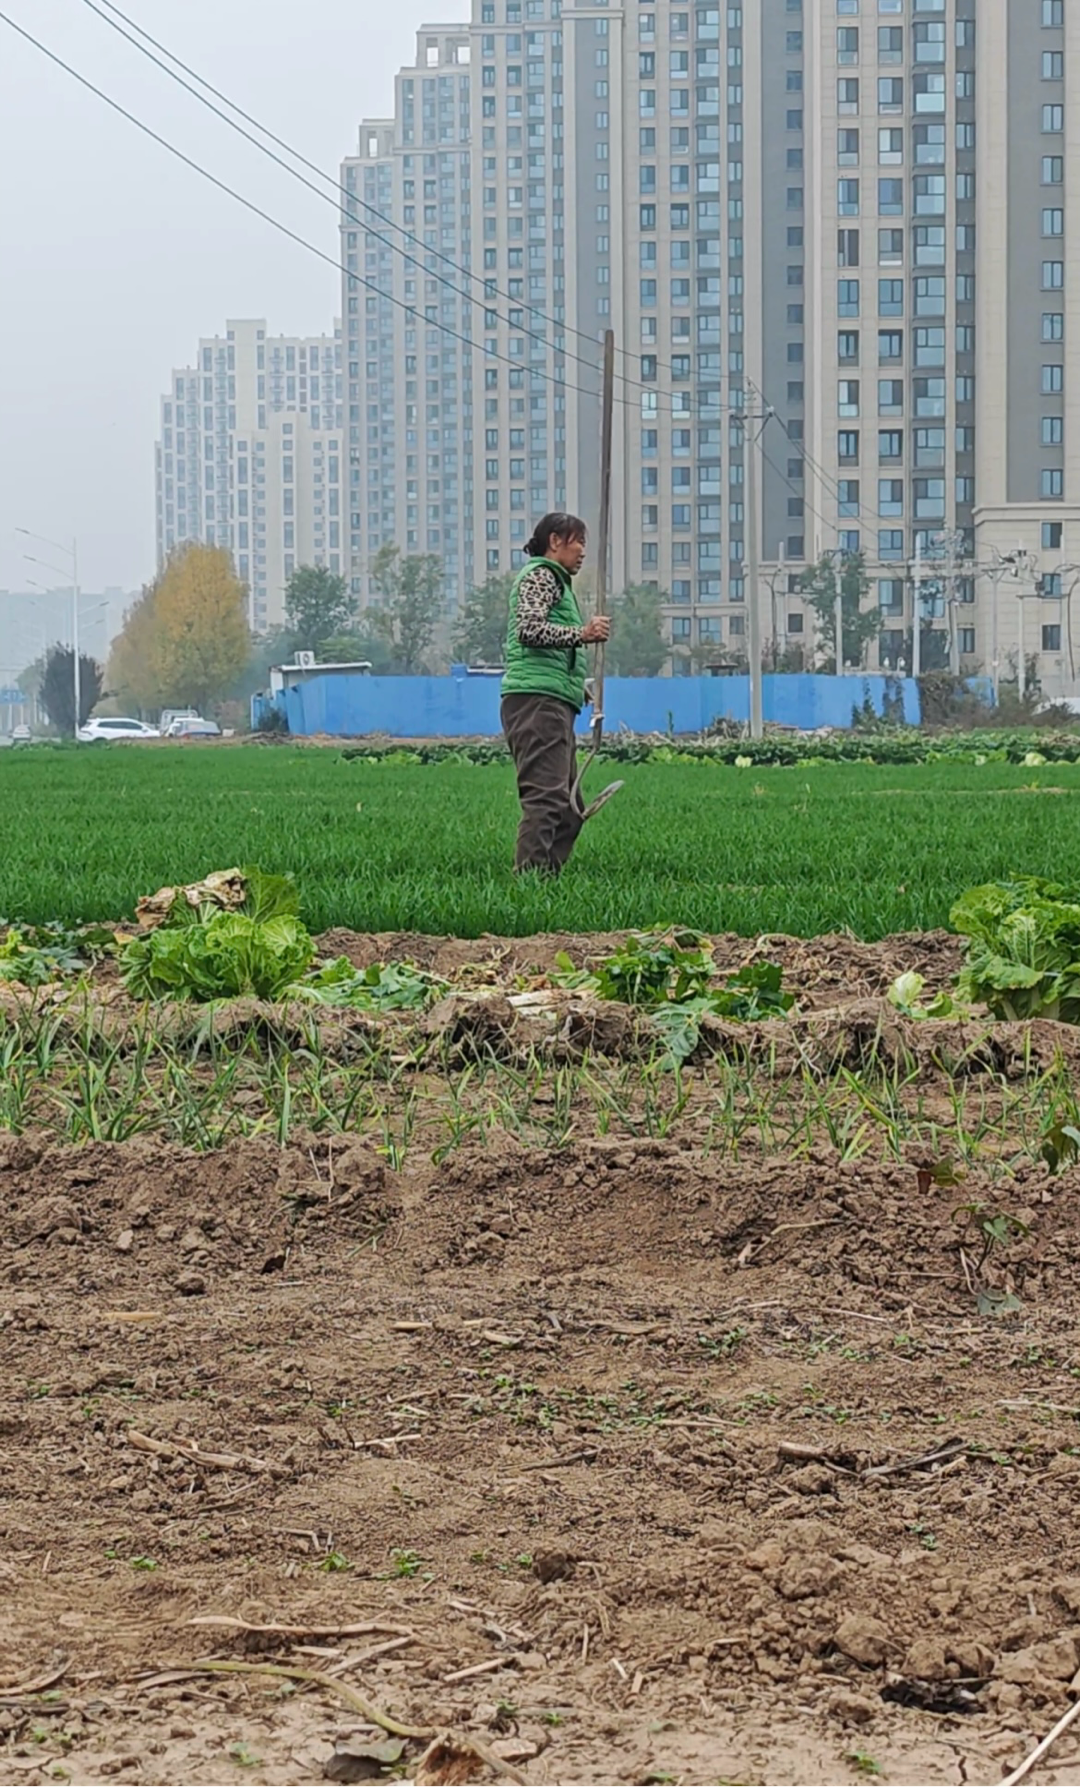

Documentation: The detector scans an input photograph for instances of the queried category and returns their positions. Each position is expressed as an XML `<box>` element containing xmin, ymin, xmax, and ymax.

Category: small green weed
<box><xmin>316</xmin><ymin>1550</ymin><xmax>352</xmax><ymax>1573</ymax></box>
<box><xmin>847</xmin><ymin>1753</ymin><xmax>883</xmax><ymax>1779</ymax></box>
<box><xmin>388</xmin><ymin>1547</ymin><xmax>423</xmax><ymax>1578</ymax></box>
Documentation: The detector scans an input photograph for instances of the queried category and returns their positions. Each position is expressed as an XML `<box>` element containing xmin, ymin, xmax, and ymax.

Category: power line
<box><xmin>19</xmin><ymin>4</ymin><xmax>710</xmax><ymax>423</ymax></box>
<box><xmin>83</xmin><ymin>0</ymin><xmax>621</xmax><ymax>367</ymax></box>
<box><xmin>0</xmin><ymin>9</ymin><xmax>625</xmax><ymax>413</ymax></box>
<box><xmin>85</xmin><ymin>0</ymin><xmax>726</xmax><ymax>398</ymax></box>
<box><xmin>85</xmin><ymin>0</ymin><xmax>691</xmax><ymax>404</ymax></box>
<box><xmin>80</xmin><ymin>0</ymin><xmax>638</xmax><ymax>395</ymax></box>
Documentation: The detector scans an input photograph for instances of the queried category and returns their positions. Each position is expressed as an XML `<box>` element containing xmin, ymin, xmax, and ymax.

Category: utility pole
<box><xmin>739</xmin><ymin>397</ymin><xmax>773</xmax><ymax>738</ymax></box>
<box><xmin>911</xmin><ymin>534</ymin><xmax>922</xmax><ymax>682</ymax></box>
<box><xmin>763</xmin><ymin>547</ymin><xmax>786</xmax><ymax>672</ymax></box>
<box><xmin>990</xmin><ymin>556</ymin><xmax>1003</xmax><ymax>704</ymax></box>
<box><xmin>572</xmin><ymin>328</ymin><xmax>614</xmax><ymax>812</ymax></box>
<box><xmin>594</xmin><ymin>326</ymin><xmax>614</xmax><ymax>700</ymax></box>
<box><xmin>833</xmin><ymin>553</ymin><xmax>844</xmax><ymax>676</ymax></box>
<box><xmin>1018</xmin><ymin>558</ymin><xmax>1027</xmax><ymax>704</ymax></box>
<box><xmin>72</xmin><ymin>539</ymin><xmax>81</xmax><ymax>737</ymax></box>
<box><xmin>945</xmin><ymin>531</ymin><xmax>960</xmax><ymax>676</ymax></box>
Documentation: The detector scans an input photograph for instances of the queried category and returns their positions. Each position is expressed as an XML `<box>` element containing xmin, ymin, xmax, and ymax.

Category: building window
<box><xmin>879</xmin><ymin>429</ymin><xmax>903</xmax><ymax>460</ymax></box>
<box><xmin>1043</xmin><ymin>51</ymin><xmax>1065</xmax><ymax>79</ymax></box>
<box><xmin>1043</xmin><ymin>209</ymin><xmax>1065</xmax><ymax>237</ymax></box>
<box><xmin>838</xmin><ymin>479</ymin><xmax>860</xmax><ymax>517</ymax></box>
<box><xmin>879</xmin><ymin>529</ymin><xmax>904</xmax><ymax>560</ymax></box>
<box><xmin>1042</xmin><ymin>364</ymin><xmax>1064</xmax><ymax>394</ymax></box>
<box><xmin>1043</xmin><ymin>104</ymin><xmax>1064</xmax><ymax>132</ymax></box>
<box><xmin>1041</xmin><ymin>468</ymin><xmax>1064</xmax><ymax>498</ymax></box>
<box><xmin>958</xmin><ymin>627</ymin><xmax>976</xmax><ymax>657</ymax></box>
<box><xmin>838</xmin><ymin>278</ymin><xmax>860</xmax><ymax>317</ymax></box>
<box><xmin>1044</xmin><ymin>521</ymin><xmax>1064</xmax><ymax>549</ymax></box>
<box><xmin>1043</xmin><ymin>0</ymin><xmax>1064</xmax><ymax>21</ymax></box>
<box><xmin>1042</xmin><ymin>416</ymin><xmax>1064</xmax><ymax>445</ymax></box>
<box><xmin>838</xmin><ymin>430</ymin><xmax>860</xmax><ymax>462</ymax></box>
<box><xmin>838</xmin><ymin>379</ymin><xmax>860</xmax><ymax>417</ymax></box>
<box><xmin>879</xmin><ymin>278</ymin><xmax>903</xmax><ymax>316</ymax></box>
<box><xmin>878</xmin><ymin>479</ymin><xmax>904</xmax><ymax>518</ymax></box>
<box><xmin>1042</xmin><ymin>156</ymin><xmax>1064</xmax><ymax>185</ymax></box>
<box><xmin>1043</xmin><ymin>624</ymin><xmax>1063</xmax><ymax>652</ymax></box>
<box><xmin>1042</xmin><ymin>313</ymin><xmax>1064</xmax><ymax>343</ymax></box>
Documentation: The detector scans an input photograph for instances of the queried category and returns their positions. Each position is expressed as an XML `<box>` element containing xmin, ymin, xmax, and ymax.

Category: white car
<box><xmin>164</xmin><ymin>716</ymin><xmax>221</xmax><ymax>739</ymax></box>
<box><xmin>77</xmin><ymin>716</ymin><xmax>161</xmax><ymax>743</ymax></box>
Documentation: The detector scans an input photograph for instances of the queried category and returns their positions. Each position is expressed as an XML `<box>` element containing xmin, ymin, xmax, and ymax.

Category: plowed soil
<box><xmin>2</xmin><ymin>932</ymin><xmax>1080</xmax><ymax>1787</ymax></box>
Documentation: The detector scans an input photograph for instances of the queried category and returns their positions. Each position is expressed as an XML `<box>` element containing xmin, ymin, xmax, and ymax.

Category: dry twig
<box><xmin>127</xmin><ymin>1429</ymin><xmax>278</xmax><ymax>1476</ymax></box>
<box><xmin>188</xmin><ymin>1617</ymin><xmax>412</xmax><ymax>1641</ymax></box>
<box><xmin>996</xmin><ymin>1696</ymin><xmax>1080</xmax><ymax>1787</ymax></box>
<box><xmin>441</xmin><ymin>1658</ymin><xmax>507</xmax><ymax>1685</ymax></box>
<box><xmin>144</xmin><ymin>1663</ymin><xmax>529</xmax><ymax>1781</ymax></box>
<box><xmin>152</xmin><ymin>1659</ymin><xmax>432</xmax><ymax>1739</ymax></box>
<box><xmin>0</xmin><ymin>1661</ymin><xmax>69</xmax><ymax>1697</ymax></box>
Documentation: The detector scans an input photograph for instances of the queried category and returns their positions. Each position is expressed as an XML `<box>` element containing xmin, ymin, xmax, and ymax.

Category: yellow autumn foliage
<box><xmin>109</xmin><ymin>545</ymin><xmax>250</xmax><ymax>714</ymax></box>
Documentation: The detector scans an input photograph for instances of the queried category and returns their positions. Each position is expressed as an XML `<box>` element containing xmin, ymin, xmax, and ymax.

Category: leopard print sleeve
<box><xmin>515</xmin><ymin>565</ymin><xmax>585</xmax><ymax>649</ymax></box>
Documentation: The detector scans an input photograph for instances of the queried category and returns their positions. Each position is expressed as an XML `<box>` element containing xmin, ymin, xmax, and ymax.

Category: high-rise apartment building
<box><xmin>567</xmin><ymin>0</ymin><xmax>1080</xmax><ymax>686</ymax></box>
<box><xmin>155</xmin><ymin>320</ymin><xmax>343</xmax><ymax>628</ymax></box>
<box><xmin>153</xmin><ymin>2</ymin><xmax>1078</xmax><ymax>688</ymax></box>
<box><xmin>341</xmin><ymin>26</ymin><xmax>475</xmax><ymax>614</ymax></box>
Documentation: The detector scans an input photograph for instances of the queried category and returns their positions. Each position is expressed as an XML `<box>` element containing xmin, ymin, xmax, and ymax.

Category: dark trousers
<box><xmin>501</xmin><ymin>693</ymin><xmax>583</xmax><ymax>875</ymax></box>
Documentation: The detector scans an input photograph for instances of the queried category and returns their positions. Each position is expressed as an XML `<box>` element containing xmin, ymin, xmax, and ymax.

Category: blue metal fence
<box><xmin>253</xmin><ymin>670</ymin><xmax>919</xmax><ymax>738</ymax></box>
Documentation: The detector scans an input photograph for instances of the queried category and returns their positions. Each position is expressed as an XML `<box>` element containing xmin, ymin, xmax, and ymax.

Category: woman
<box><xmin>500</xmin><ymin>512</ymin><xmax>621</xmax><ymax>876</ymax></box>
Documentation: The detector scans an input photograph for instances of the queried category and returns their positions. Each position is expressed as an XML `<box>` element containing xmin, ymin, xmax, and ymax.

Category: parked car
<box><xmin>10</xmin><ymin>724</ymin><xmax>31</xmax><ymax>745</ymax></box>
<box><xmin>164</xmin><ymin>716</ymin><xmax>222</xmax><ymax>739</ymax></box>
<box><xmin>77</xmin><ymin>716</ymin><xmax>161</xmax><ymax>742</ymax></box>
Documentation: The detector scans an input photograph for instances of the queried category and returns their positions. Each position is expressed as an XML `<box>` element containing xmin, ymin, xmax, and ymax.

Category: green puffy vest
<box><xmin>501</xmin><ymin>557</ymin><xmax>587</xmax><ymax>712</ymax></box>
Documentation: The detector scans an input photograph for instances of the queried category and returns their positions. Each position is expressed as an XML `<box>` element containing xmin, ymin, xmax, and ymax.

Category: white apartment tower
<box><xmin>340</xmin><ymin>26</ymin><xmax>475</xmax><ymax>614</ymax></box>
<box><xmin>155</xmin><ymin>320</ymin><xmax>343</xmax><ymax>629</ymax></box>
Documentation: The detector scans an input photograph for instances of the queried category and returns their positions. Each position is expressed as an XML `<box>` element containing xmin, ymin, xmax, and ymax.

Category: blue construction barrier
<box><xmin>253</xmin><ymin>670</ymin><xmax>919</xmax><ymax>738</ymax></box>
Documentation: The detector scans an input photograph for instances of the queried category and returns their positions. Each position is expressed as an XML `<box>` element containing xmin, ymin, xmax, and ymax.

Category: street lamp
<box><xmin>15</xmin><ymin>529</ymin><xmax>80</xmax><ymax>736</ymax></box>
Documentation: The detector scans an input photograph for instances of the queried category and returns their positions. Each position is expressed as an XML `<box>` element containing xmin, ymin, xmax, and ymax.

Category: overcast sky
<box><xmin>0</xmin><ymin>0</ymin><xmax>467</xmax><ymax>596</ymax></box>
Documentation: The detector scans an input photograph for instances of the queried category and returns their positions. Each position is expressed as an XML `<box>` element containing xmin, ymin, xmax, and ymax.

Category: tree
<box><xmin>108</xmin><ymin>581</ymin><xmax>165</xmax><ymax>715</ymax></box>
<box><xmin>41</xmin><ymin>645</ymin><xmax>103</xmax><ymax>735</ymax></box>
<box><xmin>799</xmin><ymin>550</ymin><xmax>881</xmax><ymax>674</ymax></box>
<box><xmin>453</xmin><ymin>572</ymin><xmax>514</xmax><ymax>666</ymax></box>
<box><xmin>605</xmin><ymin>584</ymin><xmax>669</xmax><ymax>677</ymax></box>
<box><xmin>369</xmin><ymin>544</ymin><xmax>444</xmax><ymax>673</ymax></box>
<box><xmin>110</xmin><ymin>545</ymin><xmax>250</xmax><ymax>714</ymax></box>
<box><xmin>284</xmin><ymin>565</ymin><xmax>355</xmax><ymax>651</ymax></box>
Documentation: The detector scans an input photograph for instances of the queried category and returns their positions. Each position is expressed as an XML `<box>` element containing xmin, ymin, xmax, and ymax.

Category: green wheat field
<box><xmin>3</xmin><ymin>744</ymin><xmax>1078</xmax><ymax>938</ymax></box>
